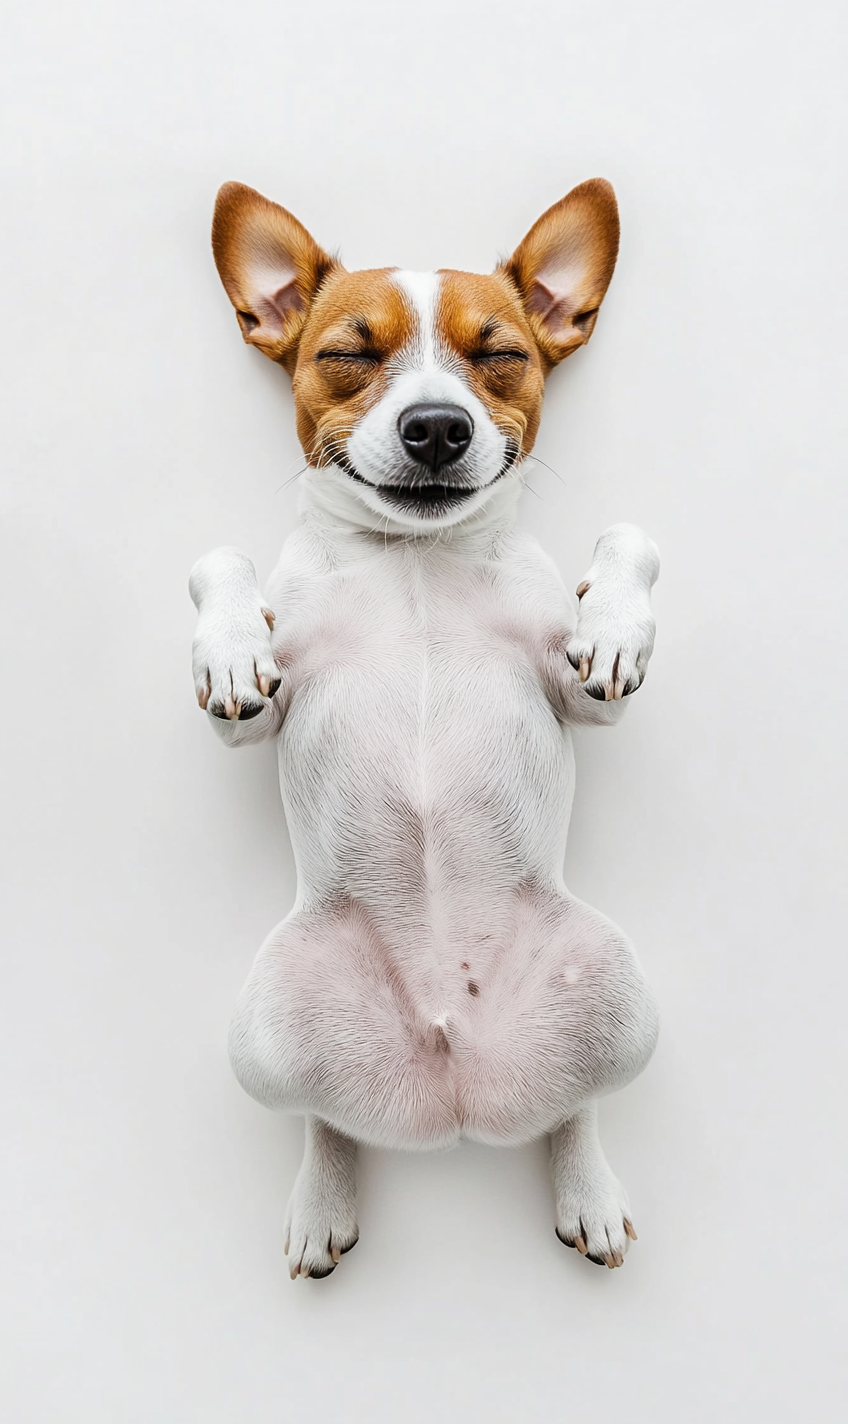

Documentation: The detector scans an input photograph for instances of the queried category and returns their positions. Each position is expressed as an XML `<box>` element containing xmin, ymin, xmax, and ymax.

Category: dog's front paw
<box><xmin>566</xmin><ymin>580</ymin><xmax>656</xmax><ymax>702</ymax></box>
<box><xmin>192</xmin><ymin>602</ymin><xmax>280</xmax><ymax>721</ymax></box>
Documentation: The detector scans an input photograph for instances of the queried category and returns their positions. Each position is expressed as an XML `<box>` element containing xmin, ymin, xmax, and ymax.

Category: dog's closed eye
<box><xmin>316</xmin><ymin>349</ymin><xmax>383</xmax><ymax>364</ymax></box>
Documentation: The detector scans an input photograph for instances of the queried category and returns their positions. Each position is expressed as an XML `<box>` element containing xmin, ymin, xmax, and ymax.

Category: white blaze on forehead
<box><xmin>392</xmin><ymin>271</ymin><xmax>445</xmax><ymax>369</ymax></box>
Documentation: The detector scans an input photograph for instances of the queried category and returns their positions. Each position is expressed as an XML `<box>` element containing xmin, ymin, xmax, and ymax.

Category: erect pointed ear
<box><xmin>211</xmin><ymin>182</ymin><xmax>341</xmax><ymax>371</ymax></box>
<box><xmin>499</xmin><ymin>179</ymin><xmax>620</xmax><ymax>368</ymax></box>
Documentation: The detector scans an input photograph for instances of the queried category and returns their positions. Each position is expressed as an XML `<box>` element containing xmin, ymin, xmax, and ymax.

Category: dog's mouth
<box><xmin>344</xmin><ymin>466</ymin><xmax>476</xmax><ymax>514</ymax></box>
<box><xmin>337</xmin><ymin>448</ymin><xmax>519</xmax><ymax>517</ymax></box>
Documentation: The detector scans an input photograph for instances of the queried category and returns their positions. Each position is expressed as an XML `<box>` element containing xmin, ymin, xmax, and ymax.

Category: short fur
<box><xmin>191</xmin><ymin>179</ymin><xmax>660</xmax><ymax>1278</ymax></box>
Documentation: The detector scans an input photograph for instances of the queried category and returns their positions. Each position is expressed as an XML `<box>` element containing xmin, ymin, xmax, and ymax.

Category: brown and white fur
<box><xmin>190</xmin><ymin>179</ymin><xmax>660</xmax><ymax>1278</ymax></box>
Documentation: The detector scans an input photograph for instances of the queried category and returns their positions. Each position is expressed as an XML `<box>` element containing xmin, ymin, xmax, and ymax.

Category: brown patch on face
<box><xmin>436</xmin><ymin>270</ymin><xmax>546</xmax><ymax>460</ymax></box>
<box><xmin>292</xmin><ymin>269</ymin><xmax>415</xmax><ymax>467</ymax></box>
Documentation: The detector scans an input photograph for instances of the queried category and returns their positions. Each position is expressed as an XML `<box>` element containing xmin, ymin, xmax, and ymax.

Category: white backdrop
<box><xmin>2</xmin><ymin>3</ymin><xmax>846</xmax><ymax>1420</ymax></box>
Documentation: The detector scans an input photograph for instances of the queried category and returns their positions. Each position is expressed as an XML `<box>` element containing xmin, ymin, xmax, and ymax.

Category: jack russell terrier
<box><xmin>190</xmin><ymin>178</ymin><xmax>660</xmax><ymax>1279</ymax></box>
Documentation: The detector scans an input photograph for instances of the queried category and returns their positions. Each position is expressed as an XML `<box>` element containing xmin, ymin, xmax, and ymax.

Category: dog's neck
<box><xmin>298</xmin><ymin>464</ymin><xmax>525</xmax><ymax>553</ymax></box>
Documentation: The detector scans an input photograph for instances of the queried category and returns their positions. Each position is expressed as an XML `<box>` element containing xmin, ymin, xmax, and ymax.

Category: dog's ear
<box><xmin>499</xmin><ymin>179</ymin><xmax>619</xmax><ymax>368</ymax></box>
<box><xmin>212</xmin><ymin>182</ymin><xmax>340</xmax><ymax>371</ymax></box>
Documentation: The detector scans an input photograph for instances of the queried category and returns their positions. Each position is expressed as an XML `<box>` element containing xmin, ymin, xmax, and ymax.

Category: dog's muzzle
<box><xmin>360</xmin><ymin>402</ymin><xmax>475</xmax><ymax>513</ymax></box>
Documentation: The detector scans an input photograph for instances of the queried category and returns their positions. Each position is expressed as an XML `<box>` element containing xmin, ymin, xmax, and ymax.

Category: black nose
<box><xmin>398</xmin><ymin>404</ymin><xmax>474</xmax><ymax>471</ymax></box>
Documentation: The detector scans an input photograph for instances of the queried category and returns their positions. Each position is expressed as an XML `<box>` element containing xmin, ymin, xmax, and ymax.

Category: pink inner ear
<box><xmin>527</xmin><ymin>279</ymin><xmax>575</xmax><ymax>327</ymax></box>
<box><xmin>269</xmin><ymin>279</ymin><xmax>304</xmax><ymax>318</ymax></box>
<box><xmin>249</xmin><ymin>277</ymin><xmax>305</xmax><ymax>339</ymax></box>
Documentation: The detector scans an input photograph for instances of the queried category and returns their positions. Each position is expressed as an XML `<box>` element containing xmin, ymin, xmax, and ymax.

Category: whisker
<box><xmin>313</xmin><ymin>426</ymin><xmax>356</xmax><ymax>470</ymax></box>
<box><xmin>274</xmin><ymin>465</ymin><xmax>308</xmax><ymax>495</ymax></box>
<box><xmin>280</xmin><ymin>450</ymin><xmax>309</xmax><ymax>477</ymax></box>
<box><xmin>526</xmin><ymin>454</ymin><xmax>567</xmax><ymax>487</ymax></box>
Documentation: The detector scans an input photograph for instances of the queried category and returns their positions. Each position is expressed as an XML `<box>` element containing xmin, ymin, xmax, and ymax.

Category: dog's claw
<box><xmin>578</xmin><ymin>657</ymin><xmax>592</xmax><ymax>683</ymax></box>
<box><xmin>574</xmin><ymin>1234</ymin><xmax>588</xmax><ymax>1255</ymax></box>
<box><xmin>576</xmin><ymin>580</ymin><xmax>590</xmax><ymax>599</ymax></box>
<box><xmin>624</xmin><ymin>1219</ymin><xmax>637</xmax><ymax>1241</ymax></box>
<box><xmin>262</xmin><ymin>606</ymin><xmax>276</xmax><ymax>631</ymax></box>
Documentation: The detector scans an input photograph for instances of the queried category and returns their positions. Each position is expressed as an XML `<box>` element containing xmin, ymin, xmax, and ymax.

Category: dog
<box><xmin>189</xmin><ymin>178</ymin><xmax>661</xmax><ymax>1279</ymax></box>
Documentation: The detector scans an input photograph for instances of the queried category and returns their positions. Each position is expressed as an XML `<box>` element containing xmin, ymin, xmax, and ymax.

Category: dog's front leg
<box><xmin>189</xmin><ymin>546</ymin><xmax>284</xmax><ymax>743</ymax></box>
<box><xmin>562</xmin><ymin>523</ymin><xmax>660</xmax><ymax>716</ymax></box>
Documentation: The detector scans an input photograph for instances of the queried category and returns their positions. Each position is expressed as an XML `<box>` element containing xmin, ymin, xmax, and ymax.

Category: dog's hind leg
<box><xmin>551</xmin><ymin>1101</ymin><xmax>637</xmax><ymax>1270</ymax></box>
<box><xmin>284</xmin><ymin>1115</ymin><xmax>359</xmax><ymax>1280</ymax></box>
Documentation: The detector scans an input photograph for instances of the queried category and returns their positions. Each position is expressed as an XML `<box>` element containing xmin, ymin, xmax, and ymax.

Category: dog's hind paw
<box><xmin>555</xmin><ymin>1173</ymin><xmax>635</xmax><ymax>1269</ymax></box>
<box><xmin>284</xmin><ymin>1119</ymin><xmax>359</xmax><ymax>1280</ymax></box>
<box><xmin>284</xmin><ymin>1204</ymin><xmax>359</xmax><ymax>1281</ymax></box>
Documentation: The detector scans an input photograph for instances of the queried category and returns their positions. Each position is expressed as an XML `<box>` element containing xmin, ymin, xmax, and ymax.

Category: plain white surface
<box><xmin>2</xmin><ymin>2</ymin><xmax>846</xmax><ymax>1420</ymax></box>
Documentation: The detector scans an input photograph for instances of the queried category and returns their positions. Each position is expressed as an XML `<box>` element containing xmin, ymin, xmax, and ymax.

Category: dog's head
<box><xmin>212</xmin><ymin>179</ymin><xmax>619</xmax><ymax>530</ymax></box>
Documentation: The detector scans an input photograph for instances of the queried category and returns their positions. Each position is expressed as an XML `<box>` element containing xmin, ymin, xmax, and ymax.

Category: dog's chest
<box><xmin>276</xmin><ymin>544</ymin><xmax>562</xmax><ymax>780</ymax></box>
<box><xmin>282</xmin><ymin>544</ymin><xmax>541</xmax><ymax>699</ymax></box>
